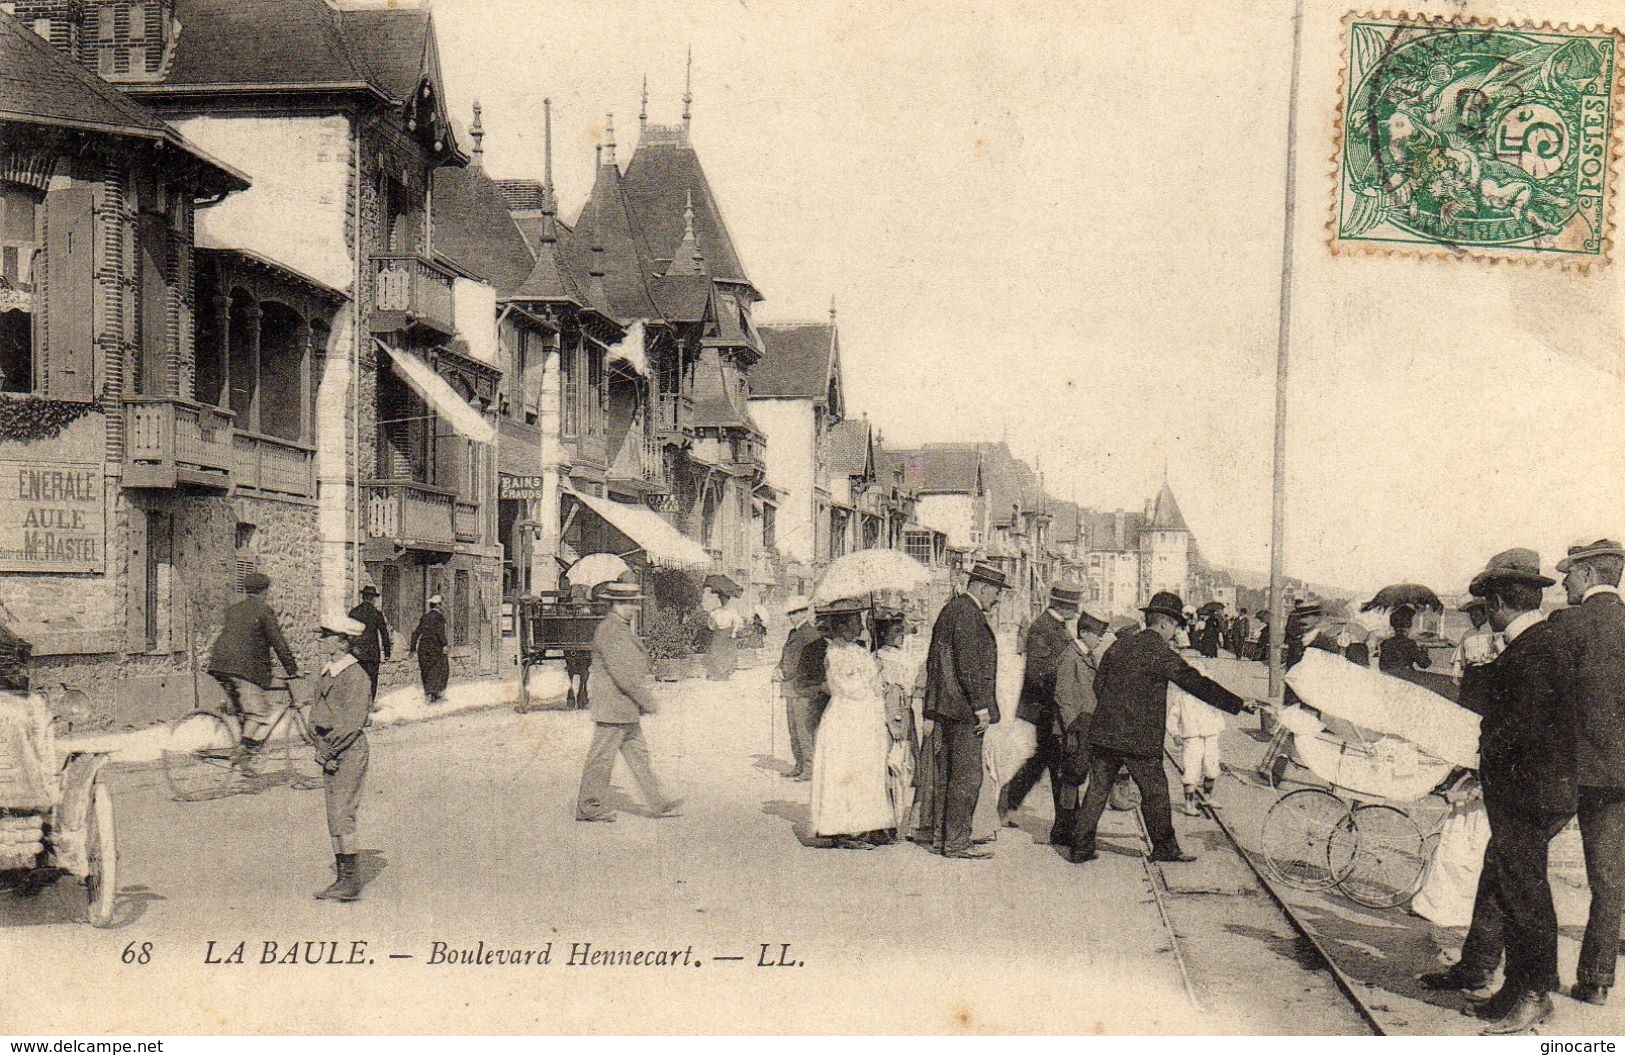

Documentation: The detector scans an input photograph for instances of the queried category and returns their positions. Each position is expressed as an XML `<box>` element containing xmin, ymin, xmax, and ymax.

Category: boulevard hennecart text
<box><xmin>197</xmin><ymin>939</ymin><xmax>803</xmax><ymax>968</ymax></box>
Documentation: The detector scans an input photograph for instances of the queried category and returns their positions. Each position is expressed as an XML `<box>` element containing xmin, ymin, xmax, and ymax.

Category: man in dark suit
<box><xmin>1553</xmin><ymin>539</ymin><xmax>1625</xmax><ymax>1007</ymax></box>
<box><xmin>775</xmin><ymin>597</ymin><xmax>822</xmax><ymax>781</ymax></box>
<box><xmin>1230</xmin><ymin>607</ymin><xmax>1251</xmax><ymax>659</ymax></box>
<box><xmin>917</xmin><ymin>562</ymin><xmax>1007</xmax><ymax>860</ymax></box>
<box><xmin>1069</xmin><ymin>591</ymin><xmax>1254</xmax><ymax>864</ymax></box>
<box><xmin>347</xmin><ymin>584</ymin><xmax>391</xmax><ymax>700</ymax></box>
<box><xmin>1421</xmin><ymin>548</ymin><xmax>1570</xmax><ymax>1034</ymax></box>
<box><xmin>998</xmin><ymin>583</ymin><xmax>1084</xmax><ymax>841</ymax></box>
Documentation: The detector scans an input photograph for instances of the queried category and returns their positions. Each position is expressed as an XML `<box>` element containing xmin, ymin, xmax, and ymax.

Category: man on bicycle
<box><xmin>208</xmin><ymin>572</ymin><xmax>299</xmax><ymax>772</ymax></box>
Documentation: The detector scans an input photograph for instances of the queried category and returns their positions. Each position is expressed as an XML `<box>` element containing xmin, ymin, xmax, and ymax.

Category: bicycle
<box><xmin>161</xmin><ymin>674</ymin><xmax>323</xmax><ymax>802</ymax></box>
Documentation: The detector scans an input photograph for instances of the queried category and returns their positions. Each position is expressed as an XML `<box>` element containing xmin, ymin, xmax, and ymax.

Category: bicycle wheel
<box><xmin>1331</xmin><ymin>803</ymin><xmax>1429</xmax><ymax>909</ymax></box>
<box><xmin>162</xmin><ymin>711</ymin><xmax>240</xmax><ymax>802</ymax></box>
<box><xmin>1259</xmin><ymin>787</ymin><xmax>1353</xmax><ymax>891</ymax></box>
<box><xmin>278</xmin><ymin>709</ymin><xmax>324</xmax><ymax>791</ymax></box>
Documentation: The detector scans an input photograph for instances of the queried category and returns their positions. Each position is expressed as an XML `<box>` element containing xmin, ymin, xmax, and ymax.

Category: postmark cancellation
<box><xmin>1332</xmin><ymin>12</ymin><xmax>1624</xmax><ymax>267</ymax></box>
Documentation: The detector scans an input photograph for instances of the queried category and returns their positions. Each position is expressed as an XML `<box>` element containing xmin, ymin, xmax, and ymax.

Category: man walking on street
<box><xmin>1069</xmin><ymin>591</ymin><xmax>1254</xmax><ymax>865</ymax></box>
<box><xmin>999</xmin><ymin>583</ymin><xmax>1084</xmax><ymax>841</ymax></box>
<box><xmin>310</xmin><ymin>613</ymin><xmax>375</xmax><ymax>903</ymax></box>
<box><xmin>409</xmin><ymin>595</ymin><xmax>449</xmax><ymax>702</ymax></box>
<box><xmin>1552</xmin><ymin>539</ymin><xmax>1625</xmax><ymax>1008</ymax></box>
<box><xmin>1420</xmin><ymin>549</ymin><xmax>1571</xmax><ymax>1034</ymax></box>
<box><xmin>348</xmin><ymin>584</ymin><xmax>391</xmax><ymax>701</ymax></box>
<box><xmin>208</xmin><ymin>572</ymin><xmax>299</xmax><ymax>773</ymax></box>
<box><xmin>915</xmin><ymin>562</ymin><xmax>1007</xmax><ymax>859</ymax></box>
<box><xmin>576</xmin><ymin>582</ymin><xmax>682</xmax><ymax>822</ymax></box>
<box><xmin>774</xmin><ymin>596</ymin><xmax>822</xmax><ymax>781</ymax></box>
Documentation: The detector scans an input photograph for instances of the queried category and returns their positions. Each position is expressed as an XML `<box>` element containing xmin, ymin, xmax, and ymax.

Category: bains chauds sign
<box><xmin>0</xmin><ymin>462</ymin><xmax>106</xmax><ymax>573</ymax></box>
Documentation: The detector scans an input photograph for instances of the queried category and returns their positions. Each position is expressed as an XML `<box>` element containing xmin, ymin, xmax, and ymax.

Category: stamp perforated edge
<box><xmin>1326</xmin><ymin>10</ymin><xmax>1625</xmax><ymax>272</ymax></box>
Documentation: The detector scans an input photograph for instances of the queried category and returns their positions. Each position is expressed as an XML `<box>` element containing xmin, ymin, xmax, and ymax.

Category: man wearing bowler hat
<box><xmin>1422</xmin><ymin>549</ymin><xmax>1571</xmax><ymax>1034</ymax></box>
<box><xmin>348</xmin><ymin>584</ymin><xmax>392</xmax><ymax>701</ymax></box>
<box><xmin>999</xmin><ymin>582</ymin><xmax>1085</xmax><ymax>842</ymax></box>
<box><xmin>1069</xmin><ymin>591</ymin><xmax>1254</xmax><ymax>865</ymax></box>
<box><xmin>1552</xmin><ymin>538</ymin><xmax>1625</xmax><ymax>1007</ymax></box>
<box><xmin>916</xmin><ymin>562</ymin><xmax>1007</xmax><ymax>859</ymax></box>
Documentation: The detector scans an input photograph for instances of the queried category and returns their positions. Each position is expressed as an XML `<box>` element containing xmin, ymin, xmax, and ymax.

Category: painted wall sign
<box><xmin>499</xmin><ymin>474</ymin><xmax>547</xmax><ymax>500</ymax></box>
<box><xmin>0</xmin><ymin>461</ymin><xmax>106</xmax><ymax>573</ymax></box>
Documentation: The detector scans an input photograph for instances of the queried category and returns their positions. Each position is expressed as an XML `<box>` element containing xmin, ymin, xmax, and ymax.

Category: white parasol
<box><xmin>565</xmin><ymin>553</ymin><xmax>632</xmax><ymax>591</ymax></box>
<box><xmin>810</xmin><ymin>550</ymin><xmax>932</xmax><ymax>605</ymax></box>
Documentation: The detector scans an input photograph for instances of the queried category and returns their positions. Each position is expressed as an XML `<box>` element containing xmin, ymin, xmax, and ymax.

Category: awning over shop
<box><xmin>376</xmin><ymin>339</ymin><xmax>496</xmax><ymax>444</ymax></box>
<box><xmin>566</xmin><ymin>489</ymin><xmax>710</xmax><ymax>571</ymax></box>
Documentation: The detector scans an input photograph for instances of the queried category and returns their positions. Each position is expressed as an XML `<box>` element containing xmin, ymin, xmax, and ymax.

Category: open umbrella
<box><xmin>811</xmin><ymin>550</ymin><xmax>932</xmax><ymax>605</ymax></box>
<box><xmin>565</xmin><ymin>553</ymin><xmax>631</xmax><ymax>591</ymax></box>
<box><xmin>1197</xmin><ymin>601</ymin><xmax>1225</xmax><ymax>616</ymax></box>
<box><xmin>703</xmin><ymin>574</ymin><xmax>743</xmax><ymax>599</ymax></box>
<box><xmin>1360</xmin><ymin>583</ymin><xmax>1444</xmax><ymax>613</ymax></box>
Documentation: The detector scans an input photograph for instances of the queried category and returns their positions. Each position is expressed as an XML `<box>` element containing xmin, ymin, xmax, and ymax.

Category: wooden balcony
<box><xmin>369</xmin><ymin>253</ymin><xmax>456</xmax><ymax>338</ymax></box>
<box><xmin>123</xmin><ymin>397</ymin><xmax>234</xmax><ymax>492</ymax></box>
<box><xmin>234</xmin><ymin>431</ymin><xmax>316</xmax><ymax>500</ymax></box>
<box><xmin>608</xmin><ymin>432</ymin><xmax>667</xmax><ymax>492</ymax></box>
<box><xmin>655</xmin><ymin>392</ymin><xmax>694</xmax><ymax>436</ymax></box>
<box><xmin>364</xmin><ymin>479</ymin><xmax>458</xmax><ymax>551</ymax></box>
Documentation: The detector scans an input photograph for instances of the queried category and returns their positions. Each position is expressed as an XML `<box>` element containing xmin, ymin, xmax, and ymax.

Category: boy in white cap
<box><xmin>311</xmin><ymin>612</ymin><xmax>374</xmax><ymax>902</ymax></box>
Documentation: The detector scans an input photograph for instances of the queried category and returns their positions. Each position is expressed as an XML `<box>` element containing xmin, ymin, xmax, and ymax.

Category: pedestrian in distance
<box><xmin>1420</xmin><ymin>548</ymin><xmax>1569</xmax><ymax>1035</ymax></box>
<box><xmin>1551</xmin><ymin>538</ymin><xmax>1625</xmax><ymax>1008</ymax></box>
<box><xmin>913</xmin><ymin>562</ymin><xmax>1008</xmax><ymax>860</ymax></box>
<box><xmin>1452</xmin><ymin>596</ymin><xmax>1502</xmax><ymax>716</ymax></box>
<box><xmin>348</xmin><ymin>584</ymin><xmax>391</xmax><ymax>701</ymax></box>
<box><xmin>207</xmin><ymin>571</ymin><xmax>300</xmax><ymax>774</ymax></box>
<box><xmin>409</xmin><ymin>594</ymin><xmax>449</xmax><ymax>702</ymax></box>
<box><xmin>1378</xmin><ymin>604</ymin><xmax>1433</xmax><ymax>682</ymax></box>
<box><xmin>999</xmin><ymin>582</ymin><xmax>1085</xmax><ymax>843</ymax></box>
<box><xmin>808</xmin><ymin>599</ymin><xmax>893</xmax><ymax>849</ymax></box>
<box><xmin>310</xmin><ymin>613</ymin><xmax>375</xmax><ymax>903</ymax></box>
<box><xmin>1068</xmin><ymin>591</ymin><xmax>1256</xmax><ymax>865</ymax></box>
<box><xmin>575</xmin><ymin>582</ymin><xmax>682</xmax><ymax>823</ymax></box>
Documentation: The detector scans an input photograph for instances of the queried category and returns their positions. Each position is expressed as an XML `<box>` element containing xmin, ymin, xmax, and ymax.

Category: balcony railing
<box><xmin>608</xmin><ymin>431</ymin><xmax>668</xmax><ymax>490</ymax></box>
<box><xmin>454</xmin><ymin>500</ymin><xmax>480</xmax><ymax>543</ymax></box>
<box><xmin>124</xmin><ymin>397</ymin><xmax>234</xmax><ymax>492</ymax></box>
<box><xmin>655</xmin><ymin>392</ymin><xmax>694</xmax><ymax>434</ymax></box>
<box><xmin>234</xmin><ymin>431</ymin><xmax>316</xmax><ymax>500</ymax></box>
<box><xmin>370</xmin><ymin>253</ymin><xmax>456</xmax><ymax>338</ymax></box>
<box><xmin>364</xmin><ymin>480</ymin><xmax>457</xmax><ymax>550</ymax></box>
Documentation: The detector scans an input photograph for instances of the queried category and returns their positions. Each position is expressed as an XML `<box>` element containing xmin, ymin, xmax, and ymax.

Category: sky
<box><xmin>427</xmin><ymin>0</ymin><xmax>1625</xmax><ymax>596</ymax></box>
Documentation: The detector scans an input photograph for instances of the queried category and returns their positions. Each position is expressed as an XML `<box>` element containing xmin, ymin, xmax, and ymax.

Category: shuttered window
<box><xmin>452</xmin><ymin>569</ymin><xmax>470</xmax><ymax>647</ymax></box>
<box><xmin>44</xmin><ymin>184</ymin><xmax>95</xmax><ymax>402</ymax></box>
<box><xmin>137</xmin><ymin>210</ymin><xmax>168</xmax><ymax>394</ymax></box>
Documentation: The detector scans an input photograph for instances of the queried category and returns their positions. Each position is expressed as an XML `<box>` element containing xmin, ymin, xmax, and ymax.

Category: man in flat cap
<box><xmin>1069</xmin><ymin>591</ymin><xmax>1254</xmax><ymax>865</ymax></box>
<box><xmin>999</xmin><ymin>582</ymin><xmax>1084</xmax><ymax>842</ymax></box>
<box><xmin>348</xmin><ymin>584</ymin><xmax>391</xmax><ymax>701</ymax></box>
<box><xmin>1422</xmin><ymin>549</ymin><xmax>1570</xmax><ymax>1034</ymax></box>
<box><xmin>409</xmin><ymin>594</ymin><xmax>449</xmax><ymax>703</ymax></box>
<box><xmin>311</xmin><ymin>612</ymin><xmax>375</xmax><ymax>902</ymax></box>
<box><xmin>208</xmin><ymin>572</ymin><xmax>300</xmax><ymax>773</ymax></box>
<box><xmin>1553</xmin><ymin>538</ymin><xmax>1625</xmax><ymax>1007</ymax></box>
<box><xmin>915</xmin><ymin>562</ymin><xmax>1007</xmax><ymax>859</ymax></box>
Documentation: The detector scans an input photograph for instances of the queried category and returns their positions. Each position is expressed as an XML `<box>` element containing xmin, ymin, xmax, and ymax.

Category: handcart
<box><xmin>1258</xmin><ymin>649</ymin><xmax>1480</xmax><ymax>909</ymax></box>
<box><xmin>514</xmin><ymin>592</ymin><xmax>607</xmax><ymax>712</ymax></box>
<box><xmin>0</xmin><ymin>690</ymin><xmax>118</xmax><ymax>926</ymax></box>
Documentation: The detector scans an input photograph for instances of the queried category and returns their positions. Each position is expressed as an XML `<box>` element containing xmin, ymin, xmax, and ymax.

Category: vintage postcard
<box><xmin>2</xmin><ymin>0</ymin><xmax>1625</xmax><ymax>1041</ymax></box>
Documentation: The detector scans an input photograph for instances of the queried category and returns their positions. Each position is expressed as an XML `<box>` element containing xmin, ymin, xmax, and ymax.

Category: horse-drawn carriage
<box><xmin>514</xmin><ymin>592</ymin><xmax>607</xmax><ymax>712</ymax></box>
<box><xmin>0</xmin><ymin>690</ymin><xmax>118</xmax><ymax>926</ymax></box>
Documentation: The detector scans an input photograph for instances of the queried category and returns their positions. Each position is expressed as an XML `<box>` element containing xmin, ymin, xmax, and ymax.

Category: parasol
<box><xmin>1197</xmin><ymin>601</ymin><xmax>1225</xmax><ymax>616</ymax></box>
<box><xmin>703</xmin><ymin>574</ymin><xmax>743</xmax><ymax>599</ymax></box>
<box><xmin>565</xmin><ymin>553</ymin><xmax>631</xmax><ymax>591</ymax></box>
<box><xmin>1360</xmin><ymin>583</ymin><xmax>1443</xmax><ymax>613</ymax></box>
<box><xmin>811</xmin><ymin>550</ymin><xmax>932</xmax><ymax>605</ymax></box>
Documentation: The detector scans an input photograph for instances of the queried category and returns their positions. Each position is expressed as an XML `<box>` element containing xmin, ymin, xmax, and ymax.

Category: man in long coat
<box><xmin>1422</xmin><ymin>549</ymin><xmax>1571</xmax><ymax>1034</ymax></box>
<box><xmin>1069</xmin><ymin>591</ymin><xmax>1252</xmax><ymax>864</ymax></box>
<box><xmin>1552</xmin><ymin>539</ymin><xmax>1625</xmax><ymax>1007</ymax></box>
<box><xmin>1229</xmin><ymin>608</ymin><xmax>1251</xmax><ymax>659</ymax></box>
<box><xmin>409</xmin><ymin>595</ymin><xmax>449</xmax><ymax>702</ymax></box>
<box><xmin>347</xmin><ymin>584</ymin><xmax>391</xmax><ymax>700</ymax></box>
<box><xmin>999</xmin><ymin>583</ymin><xmax>1083</xmax><ymax>842</ymax></box>
<box><xmin>914</xmin><ymin>562</ymin><xmax>1007</xmax><ymax>859</ymax></box>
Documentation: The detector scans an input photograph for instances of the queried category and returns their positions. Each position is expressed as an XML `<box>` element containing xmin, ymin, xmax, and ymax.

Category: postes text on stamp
<box><xmin>1333</xmin><ymin>14</ymin><xmax>1622</xmax><ymax>266</ymax></box>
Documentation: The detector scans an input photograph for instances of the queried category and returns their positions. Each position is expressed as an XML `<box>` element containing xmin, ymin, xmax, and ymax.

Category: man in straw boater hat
<box><xmin>1551</xmin><ymin>538</ymin><xmax>1625</xmax><ymax>1008</ymax></box>
<box><xmin>1068</xmin><ymin>591</ymin><xmax>1255</xmax><ymax>865</ymax></box>
<box><xmin>773</xmin><ymin>595</ymin><xmax>823</xmax><ymax>782</ymax></box>
<box><xmin>998</xmin><ymin>582</ymin><xmax>1085</xmax><ymax>842</ymax></box>
<box><xmin>912</xmin><ymin>562</ymin><xmax>1008</xmax><ymax>859</ymax></box>
<box><xmin>1421</xmin><ymin>549</ymin><xmax>1570</xmax><ymax>1034</ymax></box>
<box><xmin>310</xmin><ymin>612</ymin><xmax>376</xmax><ymax>902</ymax></box>
<box><xmin>575</xmin><ymin>582</ymin><xmax>682</xmax><ymax>823</ymax></box>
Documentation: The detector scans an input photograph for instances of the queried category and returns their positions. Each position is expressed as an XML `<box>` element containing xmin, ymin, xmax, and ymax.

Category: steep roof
<box><xmin>1148</xmin><ymin>479</ymin><xmax>1189</xmax><ymax>532</ymax></box>
<box><xmin>825</xmin><ymin>419</ymin><xmax>873</xmax><ymax>478</ymax></box>
<box><xmin>1082</xmin><ymin>509</ymin><xmax>1148</xmax><ymax>553</ymax></box>
<box><xmin>752</xmin><ymin>323</ymin><xmax>837</xmax><ymax>401</ymax></box>
<box><xmin>337</xmin><ymin>5</ymin><xmax>435</xmax><ymax>105</ymax></box>
<box><xmin>622</xmin><ymin>139</ymin><xmax>755</xmax><ymax>296</ymax></box>
<box><xmin>1050</xmin><ymin>500</ymin><xmax>1082</xmax><ymax>545</ymax></box>
<box><xmin>924</xmin><ymin>441</ymin><xmax>1041</xmax><ymax>516</ymax></box>
<box><xmin>496</xmin><ymin>179</ymin><xmax>547</xmax><ymax>213</ymax></box>
<box><xmin>690</xmin><ymin>350</ymin><xmax>760</xmax><ymax>434</ymax></box>
<box><xmin>431</xmin><ymin>165</ymin><xmax>536</xmax><ymax>296</ymax></box>
<box><xmin>0</xmin><ymin>12</ymin><xmax>248</xmax><ymax>194</ymax></box>
<box><xmin>566</xmin><ymin>159</ymin><xmax>662</xmax><ymax>322</ymax></box>
<box><xmin>891</xmin><ymin>448</ymin><xmax>981</xmax><ymax>495</ymax></box>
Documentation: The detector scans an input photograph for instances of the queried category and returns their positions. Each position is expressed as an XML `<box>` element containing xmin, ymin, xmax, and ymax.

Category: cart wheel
<box><xmin>1330</xmin><ymin>803</ymin><xmax>1429</xmax><ymax>909</ymax></box>
<box><xmin>82</xmin><ymin>778</ymin><xmax>118</xmax><ymax>927</ymax></box>
<box><xmin>162</xmin><ymin>711</ymin><xmax>240</xmax><ymax>802</ymax></box>
<box><xmin>1259</xmin><ymin>787</ymin><xmax>1353</xmax><ymax>891</ymax></box>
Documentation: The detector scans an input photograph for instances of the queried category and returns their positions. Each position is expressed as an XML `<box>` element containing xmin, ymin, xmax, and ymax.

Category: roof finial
<box><xmin>605</xmin><ymin>113</ymin><xmax>617</xmax><ymax>166</ymax></box>
<box><xmin>829</xmin><ymin>294</ymin><xmax>837</xmax><ymax>323</ymax></box>
<box><xmin>640</xmin><ymin>74</ymin><xmax>649</xmax><ymax>132</ymax></box>
<box><xmin>666</xmin><ymin>189</ymin><xmax>706</xmax><ymax>276</ymax></box>
<box><xmin>682</xmin><ymin>45</ymin><xmax>693</xmax><ymax>141</ymax></box>
<box><xmin>540</xmin><ymin>97</ymin><xmax>558</xmax><ymax>244</ymax></box>
<box><xmin>682</xmin><ymin>188</ymin><xmax>696</xmax><ymax>238</ymax></box>
<box><xmin>470</xmin><ymin>99</ymin><xmax>484</xmax><ymax>168</ymax></box>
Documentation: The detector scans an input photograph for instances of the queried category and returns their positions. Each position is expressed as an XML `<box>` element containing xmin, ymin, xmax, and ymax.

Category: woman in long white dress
<box><xmin>808</xmin><ymin>603</ymin><xmax>893</xmax><ymax>848</ymax></box>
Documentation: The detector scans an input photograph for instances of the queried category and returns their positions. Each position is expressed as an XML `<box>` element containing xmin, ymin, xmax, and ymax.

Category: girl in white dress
<box><xmin>808</xmin><ymin>603</ymin><xmax>893</xmax><ymax>848</ymax></box>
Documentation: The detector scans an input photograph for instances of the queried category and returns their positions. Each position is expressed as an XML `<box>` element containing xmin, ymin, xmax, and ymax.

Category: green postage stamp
<box><xmin>1334</xmin><ymin>14</ymin><xmax>1623</xmax><ymax>266</ymax></box>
